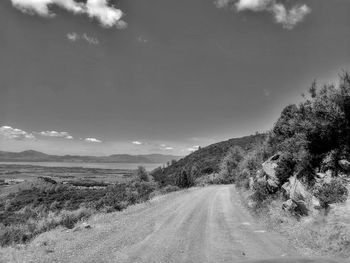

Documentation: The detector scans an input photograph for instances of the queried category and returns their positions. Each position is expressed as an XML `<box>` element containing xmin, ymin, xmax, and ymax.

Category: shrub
<box><xmin>135</xmin><ymin>166</ymin><xmax>151</xmax><ymax>182</ymax></box>
<box><xmin>160</xmin><ymin>185</ymin><xmax>180</xmax><ymax>194</ymax></box>
<box><xmin>218</xmin><ymin>146</ymin><xmax>244</xmax><ymax>182</ymax></box>
<box><xmin>251</xmin><ymin>181</ymin><xmax>270</xmax><ymax>205</ymax></box>
<box><xmin>0</xmin><ymin>178</ymin><xmax>159</xmax><ymax>246</ymax></box>
<box><xmin>176</xmin><ymin>170</ymin><xmax>194</xmax><ymax>188</ymax></box>
<box><xmin>275</xmin><ymin>152</ymin><xmax>296</xmax><ymax>184</ymax></box>
<box><xmin>313</xmin><ymin>178</ymin><xmax>348</xmax><ymax>209</ymax></box>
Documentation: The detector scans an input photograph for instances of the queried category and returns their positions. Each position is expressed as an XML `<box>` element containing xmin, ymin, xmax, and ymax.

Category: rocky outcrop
<box><xmin>262</xmin><ymin>154</ymin><xmax>280</xmax><ymax>181</ymax></box>
<box><xmin>261</xmin><ymin>154</ymin><xmax>281</xmax><ymax>191</ymax></box>
<box><xmin>281</xmin><ymin>175</ymin><xmax>320</xmax><ymax>216</ymax></box>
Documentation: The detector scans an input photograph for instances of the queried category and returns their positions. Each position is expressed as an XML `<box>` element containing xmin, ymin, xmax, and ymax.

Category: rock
<box><xmin>316</xmin><ymin>172</ymin><xmax>326</xmax><ymax>179</ymax></box>
<box><xmin>294</xmin><ymin>200</ymin><xmax>309</xmax><ymax>216</ymax></box>
<box><xmin>289</xmin><ymin>175</ymin><xmax>309</xmax><ymax>202</ymax></box>
<box><xmin>282</xmin><ymin>199</ymin><xmax>309</xmax><ymax>216</ymax></box>
<box><xmin>262</xmin><ymin>154</ymin><xmax>280</xmax><ymax>186</ymax></box>
<box><xmin>282</xmin><ymin>199</ymin><xmax>296</xmax><ymax>212</ymax></box>
<box><xmin>282</xmin><ymin>181</ymin><xmax>291</xmax><ymax>197</ymax></box>
<box><xmin>73</xmin><ymin>222</ymin><xmax>91</xmax><ymax>232</ymax></box>
<box><xmin>266</xmin><ymin>178</ymin><xmax>278</xmax><ymax>193</ymax></box>
<box><xmin>339</xmin><ymin>159</ymin><xmax>350</xmax><ymax>172</ymax></box>
<box><xmin>311</xmin><ymin>196</ymin><xmax>321</xmax><ymax>208</ymax></box>
<box><xmin>247</xmin><ymin>198</ymin><xmax>257</xmax><ymax>209</ymax></box>
<box><xmin>81</xmin><ymin>222</ymin><xmax>91</xmax><ymax>229</ymax></box>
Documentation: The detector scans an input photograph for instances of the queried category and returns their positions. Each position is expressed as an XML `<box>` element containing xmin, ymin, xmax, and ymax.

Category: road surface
<box><xmin>3</xmin><ymin>185</ymin><xmax>297</xmax><ymax>263</ymax></box>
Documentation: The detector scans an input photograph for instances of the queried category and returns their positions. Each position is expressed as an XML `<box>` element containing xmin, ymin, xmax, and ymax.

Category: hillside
<box><xmin>0</xmin><ymin>151</ymin><xmax>182</xmax><ymax>164</ymax></box>
<box><xmin>151</xmin><ymin>134</ymin><xmax>265</xmax><ymax>185</ymax></box>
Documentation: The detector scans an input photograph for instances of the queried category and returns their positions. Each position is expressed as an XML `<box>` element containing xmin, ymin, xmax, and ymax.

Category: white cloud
<box><xmin>137</xmin><ymin>36</ymin><xmax>148</xmax><ymax>43</ymax></box>
<box><xmin>39</xmin><ymin>130</ymin><xmax>73</xmax><ymax>139</ymax></box>
<box><xmin>115</xmin><ymin>20</ymin><xmax>128</xmax><ymax>30</ymax></box>
<box><xmin>67</xmin><ymin>32</ymin><xmax>79</xmax><ymax>42</ymax></box>
<box><xmin>236</xmin><ymin>0</ymin><xmax>272</xmax><ymax>11</ymax></box>
<box><xmin>85</xmin><ymin>0</ymin><xmax>123</xmax><ymax>28</ymax></box>
<box><xmin>0</xmin><ymin>126</ymin><xmax>35</xmax><ymax>140</ymax></box>
<box><xmin>11</xmin><ymin>0</ymin><xmax>84</xmax><ymax>17</ymax></box>
<box><xmin>165</xmin><ymin>147</ymin><xmax>174</xmax><ymax>150</ymax></box>
<box><xmin>67</xmin><ymin>32</ymin><xmax>99</xmax><ymax>45</ymax></box>
<box><xmin>187</xmin><ymin>145</ymin><xmax>200</xmax><ymax>152</ymax></box>
<box><xmin>271</xmin><ymin>3</ymin><xmax>311</xmax><ymax>29</ymax></box>
<box><xmin>132</xmin><ymin>141</ymin><xmax>143</xmax><ymax>145</ymax></box>
<box><xmin>11</xmin><ymin>0</ymin><xmax>126</xmax><ymax>28</ymax></box>
<box><xmin>215</xmin><ymin>0</ymin><xmax>311</xmax><ymax>29</ymax></box>
<box><xmin>85</xmin><ymin>137</ymin><xmax>102</xmax><ymax>143</ymax></box>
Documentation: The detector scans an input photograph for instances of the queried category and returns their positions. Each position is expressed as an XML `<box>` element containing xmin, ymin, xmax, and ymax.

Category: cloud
<box><xmin>164</xmin><ymin>147</ymin><xmax>174</xmax><ymax>150</ymax></box>
<box><xmin>132</xmin><ymin>141</ymin><xmax>143</xmax><ymax>145</ymax></box>
<box><xmin>0</xmin><ymin>126</ymin><xmax>35</xmax><ymax>140</ymax></box>
<box><xmin>236</xmin><ymin>0</ymin><xmax>272</xmax><ymax>11</ymax></box>
<box><xmin>85</xmin><ymin>0</ymin><xmax>123</xmax><ymax>28</ymax></box>
<box><xmin>136</xmin><ymin>36</ymin><xmax>148</xmax><ymax>43</ymax></box>
<box><xmin>85</xmin><ymin>137</ymin><xmax>102</xmax><ymax>143</ymax></box>
<box><xmin>39</xmin><ymin>130</ymin><xmax>73</xmax><ymax>139</ymax></box>
<box><xmin>271</xmin><ymin>3</ymin><xmax>311</xmax><ymax>29</ymax></box>
<box><xmin>187</xmin><ymin>145</ymin><xmax>200</xmax><ymax>152</ymax></box>
<box><xmin>215</xmin><ymin>0</ymin><xmax>311</xmax><ymax>29</ymax></box>
<box><xmin>11</xmin><ymin>0</ymin><xmax>126</xmax><ymax>28</ymax></box>
<box><xmin>67</xmin><ymin>32</ymin><xmax>79</xmax><ymax>42</ymax></box>
<box><xmin>67</xmin><ymin>32</ymin><xmax>99</xmax><ymax>45</ymax></box>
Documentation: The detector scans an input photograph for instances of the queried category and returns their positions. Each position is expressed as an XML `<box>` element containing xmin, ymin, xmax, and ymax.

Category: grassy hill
<box><xmin>151</xmin><ymin>133</ymin><xmax>265</xmax><ymax>185</ymax></box>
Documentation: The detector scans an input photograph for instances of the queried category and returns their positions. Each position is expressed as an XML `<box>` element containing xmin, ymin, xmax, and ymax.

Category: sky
<box><xmin>0</xmin><ymin>0</ymin><xmax>350</xmax><ymax>156</ymax></box>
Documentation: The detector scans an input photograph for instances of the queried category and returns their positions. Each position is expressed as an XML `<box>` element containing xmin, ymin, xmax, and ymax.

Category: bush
<box><xmin>218</xmin><ymin>146</ymin><xmax>244</xmax><ymax>182</ymax></box>
<box><xmin>0</xmin><ymin>207</ymin><xmax>94</xmax><ymax>247</ymax></box>
<box><xmin>0</xmin><ymin>178</ymin><xmax>159</xmax><ymax>246</ymax></box>
<box><xmin>275</xmin><ymin>152</ymin><xmax>296</xmax><ymax>184</ymax></box>
<box><xmin>251</xmin><ymin>182</ymin><xmax>270</xmax><ymax>206</ymax></box>
<box><xmin>313</xmin><ymin>178</ymin><xmax>348</xmax><ymax>209</ymax></box>
<box><xmin>135</xmin><ymin>166</ymin><xmax>151</xmax><ymax>182</ymax></box>
<box><xmin>160</xmin><ymin>185</ymin><xmax>180</xmax><ymax>194</ymax></box>
<box><xmin>176</xmin><ymin>170</ymin><xmax>194</xmax><ymax>188</ymax></box>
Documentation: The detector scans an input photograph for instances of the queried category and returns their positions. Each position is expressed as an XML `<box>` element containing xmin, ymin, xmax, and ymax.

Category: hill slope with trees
<box><xmin>151</xmin><ymin>134</ymin><xmax>265</xmax><ymax>186</ymax></box>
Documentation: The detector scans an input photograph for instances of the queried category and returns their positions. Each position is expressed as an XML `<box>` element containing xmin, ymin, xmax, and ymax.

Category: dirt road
<box><xmin>4</xmin><ymin>185</ymin><xmax>297</xmax><ymax>263</ymax></box>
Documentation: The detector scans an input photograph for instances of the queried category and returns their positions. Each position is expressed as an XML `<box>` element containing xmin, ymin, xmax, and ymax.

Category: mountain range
<box><xmin>0</xmin><ymin>150</ymin><xmax>182</xmax><ymax>164</ymax></box>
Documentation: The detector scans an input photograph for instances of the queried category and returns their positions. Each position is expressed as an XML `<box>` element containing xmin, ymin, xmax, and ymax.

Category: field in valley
<box><xmin>0</xmin><ymin>164</ymin><xmax>134</xmax><ymax>197</ymax></box>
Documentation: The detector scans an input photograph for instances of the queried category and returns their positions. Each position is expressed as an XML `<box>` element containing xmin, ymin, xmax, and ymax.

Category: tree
<box><xmin>219</xmin><ymin>146</ymin><xmax>244</xmax><ymax>182</ymax></box>
<box><xmin>176</xmin><ymin>170</ymin><xmax>194</xmax><ymax>188</ymax></box>
<box><xmin>135</xmin><ymin>166</ymin><xmax>151</xmax><ymax>182</ymax></box>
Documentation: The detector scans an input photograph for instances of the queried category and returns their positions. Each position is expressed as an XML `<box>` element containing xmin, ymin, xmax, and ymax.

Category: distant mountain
<box><xmin>0</xmin><ymin>150</ymin><xmax>182</xmax><ymax>164</ymax></box>
<box><xmin>151</xmin><ymin>134</ymin><xmax>266</xmax><ymax>185</ymax></box>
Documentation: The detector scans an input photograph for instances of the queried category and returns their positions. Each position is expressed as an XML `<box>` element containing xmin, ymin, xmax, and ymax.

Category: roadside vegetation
<box><xmin>221</xmin><ymin>72</ymin><xmax>350</xmax><ymax>258</ymax></box>
<box><xmin>151</xmin><ymin>72</ymin><xmax>350</xmax><ymax>257</ymax></box>
<box><xmin>2</xmin><ymin>73</ymin><xmax>350</xmax><ymax>257</ymax></box>
<box><xmin>0</xmin><ymin>166</ymin><xmax>180</xmax><ymax>247</ymax></box>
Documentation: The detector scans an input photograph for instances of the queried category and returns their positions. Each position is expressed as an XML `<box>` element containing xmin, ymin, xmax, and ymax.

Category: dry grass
<box><xmin>237</xmin><ymin>187</ymin><xmax>350</xmax><ymax>259</ymax></box>
<box><xmin>0</xmin><ymin>207</ymin><xmax>94</xmax><ymax>247</ymax></box>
